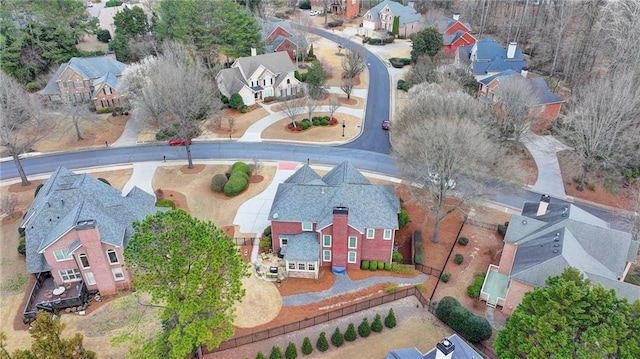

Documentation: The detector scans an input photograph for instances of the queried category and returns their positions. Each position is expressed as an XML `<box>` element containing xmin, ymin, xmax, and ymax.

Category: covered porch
<box><xmin>480</xmin><ymin>264</ymin><xmax>509</xmax><ymax>308</ymax></box>
<box><xmin>23</xmin><ymin>272</ymin><xmax>89</xmax><ymax>323</ymax></box>
<box><xmin>281</xmin><ymin>233</ymin><xmax>320</xmax><ymax>279</ymax></box>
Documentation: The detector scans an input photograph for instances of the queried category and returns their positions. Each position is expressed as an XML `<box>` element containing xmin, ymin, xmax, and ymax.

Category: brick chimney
<box><xmin>507</xmin><ymin>42</ymin><xmax>517</xmax><ymax>59</ymax></box>
<box><xmin>331</xmin><ymin>207</ymin><xmax>349</xmax><ymax>268</ymax></box>
<box><xmin>452</xmin><ymin>13</ymin><xmax>460</xmax><ymax>21</ymax></box>
<box><xmin>435</xmin><ymin>338</ymin><xmax>455</xmax><ymax>359</ymax></box>
<box><xmin>536</xmin><ymin>194</ymin><xmax>551</xmax><ymax>217</ymax></box>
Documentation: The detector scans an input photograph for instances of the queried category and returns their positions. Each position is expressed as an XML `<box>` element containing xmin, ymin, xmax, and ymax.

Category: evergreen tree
<box><xmin>256</xmin><ymin>352</ymin><xmax>266</xmax><ymax>359</ymax></box>
<box><xmin>285</xmin><ymin>341</ymin><xmax>298</xmax><ymax>359</ymax></box>
<box><xmin>344</xmin><ymin>323</ymin><xmax>357</xmax><ymax>342</ymax></box>
<box><xmin>358</xmin><ymin>317</ymin><xmax>371</xmax><ymax>338</ymax></box>
<box><xmin>301</xmin><ymin>337</ymin><xmax>313</xmax><ymax>355</ymax></box>
<box><xmin>316</xmin><ymin>332</ymin><xmax>329</xmax><ymax>352</ymax></box>
<box><xmin>331</xmin><ymin>326</ymin><xmax>344</xmax><ymax>347</ymax></box>
<box><xmin>269</xmin><ymin>345</ymin><xmax>283</xmax><ymax>359</ymax></box>
<box><xmin>385</xmin><ymin>308</ymin><xmax>397</xmax><ymax>329</ymax></box>
<box><xmin>307</xmin><ymin>44</ymin><xmax>314</xmax><ymax>59</ymax></box>
<box><xmin>371</xmin><ymin>313</ymin><xmax>384</xmax><ymax>333</ymax></box>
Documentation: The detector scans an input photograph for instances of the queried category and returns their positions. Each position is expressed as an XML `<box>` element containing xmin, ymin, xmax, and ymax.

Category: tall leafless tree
<box><xmin>341</xmin><ymin>48</ymin><xmax>367</xmax><ymax>80</ymax></box>
<box><xmin>393</xmin><ymin>82</ymin><xmax>513</xmax><ymax>243</ymax></box>
<box><xmin>487</xmin><ymin>74</ymin><xmax>539</xmax><ymax>144</ymax></box>
<box><xmin>58</xmin><ymin>101</ymin><xmax>93</xmax><ymax>141</ymax></box>
<box><xmin>280</xmin><ymin>97</ymin><xmax>305</xmax><ymax>128</ymax></box>
<box><xmin>304</xmin><ymin>96</ymin><xmax>319</xmax><ymax>121</ymax></box>
<box><xmin>340</xmin><ymin>77</ymin><xmax>355</xmax><ymax>100</ymax></box>
<box><xmin>120</xmin><ymin>57</ymin><xmax>166</xmax><ymax>125</ymax></box>
<box><xmin>327</xmin><ymin>95</ymin><xmax>340</xmax><ymax>119</ymax></box>
<box><xmin>0</xmin><ymin>72</ymin><xmax>58</xmax><ymax>186</ymax></box>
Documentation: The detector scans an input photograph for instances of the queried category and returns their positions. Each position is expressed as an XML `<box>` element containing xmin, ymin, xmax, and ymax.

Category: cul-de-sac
<box><xmin>1</xmin><ymin>0</ymin><xmax>639</xmax><ymax>358</ymax></box>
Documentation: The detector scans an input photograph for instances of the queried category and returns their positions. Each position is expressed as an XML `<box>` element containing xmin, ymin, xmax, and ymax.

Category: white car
<box><xmin>428</xmin><ymin>172</ymin><xmax>456</xmax><ymax>190</ymax></box>
<box><xmin>309</xmin><ymin>10</ymin><xmax>319</xmax><ymax>16</ymax></box>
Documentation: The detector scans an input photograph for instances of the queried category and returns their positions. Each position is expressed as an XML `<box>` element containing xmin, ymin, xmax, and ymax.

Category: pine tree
<box><xmin>358</xmin><ymin>317</ymin><xmax>371</xmax><ymax>338</ymax></box>
<box><xmin>301</xmin><ymin>336</ymin><xmax>313</xmax><ymax>355</ymax></box>
<box><xmin>256</xmin><ymin>352</ymin><xmax>266</xmax><ymax>359</ymax></box>
<box><xmin>371</xmin><ymin>313</ymin><xmax>384</xmax><ymax>333</ymax></box>
<box><xmin>331</xmin><ymin>326</ymin><xmax>344</xmax><ymax>347</ymax></box>
<box><xmin>385</xmin><ymin>308</ymin><xmax>397</xmax><ymax>329</ymax></box>
<box><xmin>285</xmin><ymin>341</ymin><xmax>298</xmax><ymax>359</ymax></box>
<box><xmin>316</xmin><ymin>332</ymin><xmax>329</xmax><ymax>352</ymax></box>
<box><xmin>344</xmin><ymin>323</ymin><xmax>357</xmax><ymax>342</ymax></box>
<box><xmin>270</xmin><ymin>345</ymin><xmax>283</xmax><ymax>359</ymax></box>
<box><xmin>308</xmin><ymin>44</ymin><xmax>314</xmax><ymax>59</ymax></box>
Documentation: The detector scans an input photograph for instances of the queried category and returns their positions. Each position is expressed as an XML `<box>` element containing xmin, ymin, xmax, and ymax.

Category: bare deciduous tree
<box><xmin>212</xmin><ymin>117</ymin><xmax>223</xmax><ymax>130</ymax></box>
<box><xmin>304</xmin><ymin>97</ymin><xmax>319</xmax><ymax>121</ymax></box>
<box><xmin>341</xmin><ymin>48</ymin><xmax>367</xmax><ymax>80</ymax></box>
<box><xmin>340</xmin><ymin>77</ymin><xmax>355</xmax><ymax>100</ymax></box>
<box><xmin>327</xmin><ymin>95</ymin><xmax>340</xmax><ymax>119</ymax></box>
<box><xmin>0</xmin><ymin>194</ymin><xmax>17</xmax><ymax>217</ymax></box>
<box><xmin>0</xmin><ymin>72</ymin><xmax>58</xmax><ymax>186</ymax></box>
<box><xmin>227</xmin><ymin>116</ymin><xmax>235</xmax><ymax>134</ymax></box>
<box><xmin>406</xmin><ymin>56</ymin><xmax>437</xmax><ymax>88</ymax></box>
<box><xmin>120</xmin><ymin>57</ymin><xmax>166</xmax><ymax>125</ymax></box>
<box><xmin>280</xmin><ymin>97</ymin><xmax>305</xmax><ymax>128</ymax></box>
<box><xmin>250</xmin><ymin>158</ymin><xmax>263</xmax><ymax>176</ymax></box>
<box><xmin>58</xmin><ymin>101</ymin><xmax>93</xmax><ymax>141</ymax></box>
<box><xmin>393</xmin><ymin>82</ymin><xmax>513</xmax><ymax>243</ymax></box>
<box><xmin>488</xmin><ymin>74</ymin><xmax>539</xmax><ymax>143</ymax></box>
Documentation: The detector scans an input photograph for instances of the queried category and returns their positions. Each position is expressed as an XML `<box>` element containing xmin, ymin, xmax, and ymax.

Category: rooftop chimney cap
<box><xmin>436</xmin><ymin>338</ymin><xmax>455</xmax><ymax>355</ymax></box>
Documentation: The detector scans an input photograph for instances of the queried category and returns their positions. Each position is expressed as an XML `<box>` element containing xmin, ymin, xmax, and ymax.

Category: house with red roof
<box><xmin>435</xmin><ymin>13</ymin><xmax>476</xmax><ymax>56</ymax></box>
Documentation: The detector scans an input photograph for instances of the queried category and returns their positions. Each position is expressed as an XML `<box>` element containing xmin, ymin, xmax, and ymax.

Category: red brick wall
<box><xmin>275</xmin><ymin>41</ymin><xmax>297</xmax><ymax>60</ymax></box>
<box><xmin>503</xmin><ymin>279</ymin><xmax>534</xmax><ymax>315</ymax></box>
<box><xmin>93</xmin><ymin>85</ymin><xmax>124</xmax><ymax>110</ymax></box>
<box><xmin>498</xmin><ymin>242</ymin><xmax>516</xmax><ymax>275</ymax></box>
<box><xmin>271</xmin><ymin>220</ymin><xmax>307</xmax><ymax>253</ymax></box>
<box><xmin>266</xmin><ymin>27</ymin><xmax>292</xmax><ymax>45</ymax></box>
<box><xmin>345</xmin><ymin>0</ymin><xmax>360</xmax><ymax>19</ymax></box>
<box><xmin>530</xmin><ymin>103</ymin><xmax>562</xmax><ymax>133</ymax></box>
<box><xmin>330</xmin><ymin>212</ymin><xmax>348</xmax><ymax>267</ymax></box>
<box><xmin>360</xmin><ymin>229</ymin><xmax>393</xmax><ymax>264</ymax></box>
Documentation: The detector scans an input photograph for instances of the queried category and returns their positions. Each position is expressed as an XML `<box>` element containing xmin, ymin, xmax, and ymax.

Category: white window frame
<box><xmin>53</xmin><ymin>249</ymin><xmax>72</xmax><ymax>262</ymax></box>
<box><xmin>106</xmin><ymin>249</ymin><xmax>119</xmax><ymax>264</ymax></box>
<box><xmin>280</xmin><ymin>237</ymin><xmax>288</xmax><ymax>247</ymax></box>
<box><xmin>348</xmin><ymin>236</ymin><xmax>357</xmax><ymax>249</ymax></box>
<box><xmin>288</xmin><ymin>262</ymin><xmax>295</xmax><ymax>270</ymax></box>
<box><xmin>322</xmin><ymin>250</ymin><xmax>331</xmax><ymax>262</ymax></box>
<box><xmin>59</xmin><ymin>268</ymin><xmax>82</xmax><ymax>282</ymax></box>
<box><xmin>347</xmin><ymin>251</ymin><xmax>357</xmax><ymax>263</ymax></box>
<box><xmin>383</xmin><ymin>229</ymin><xmax>393</xmax><ymax>240</ymax></box>
<box><xmin>78</xmin><ymin>253</ymin><xmax>90</xmax><ymax>268</ymax></box>
<box><xmin>298</xmin><ymin>262</ymin><xmax>306</xmax><ymax>270</ymax></box>
<box><xmin>308</xmin><ymin>262</ymin><xmax>315</xmax><ymax>271</ymax></box>
<box><xmin>366</xmin><ymin>228</ymin><xmax>375</xmax><ymax>239</ymax></box>
<box><xmin>301</xmin><ymin>222</ymin><xmax>313</xmax><ymax>231</ymax></box>
<box><xmin>112</xmin><ymin>267</ymin><xmax>125</xmax><ymax>281</ymax></box>
<box><xmin>322</xmin><ymin>235</ymin><xmax>332</xmax><ymax>247</ymax></box>
<box><xmin>84</xmin><ymin>272</ymin><xmax>96</xmax><ymax>286</ymax></box>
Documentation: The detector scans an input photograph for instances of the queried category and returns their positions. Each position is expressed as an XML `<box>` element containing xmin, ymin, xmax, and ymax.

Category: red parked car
<box><xmin>381</xmin><ymin>119</ymin><xmax>390</xmax><ymax>130</ymax></box>
<box><xmin>168</xmin><ymin>139</ymin><xmax>192</xmax><ymax>146</ymax></box>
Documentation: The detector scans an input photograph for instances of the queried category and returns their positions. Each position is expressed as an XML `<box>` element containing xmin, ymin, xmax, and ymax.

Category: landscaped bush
<box><xmin>457</xmin><ymin>236</ymin><xmax>469</xmax><ymax>246</ymax></box>
<box><xmin>301</xmin><ymin>337</ymin><xmax>313</xmax><ymax>355</ymax></box>
<box><xmin>368</xmin><ymin>38</ymin><xmax>383</xmax><ymax>45</ymax></box>
<box><xmin>384</xmin><ymin>308</ymin><xmax>396</xmax><ymax>328</ymax></box>
<box><xmin>389</xmin><ymin>57</ymin><xmax>405</xmax><ymax>68</ymax></box>
<box><xmin>26</xmin><ymin>81</ymin><xmax>42</xmax><ymax>92</ymax></box>
<box><xmin>270</xmin><ymin>345</ymin><xmax>283</xmax><ymax>359</ymax></box>
<box><xmin>361</xmin><ymin>260</ymin><xmax>370</xmax><ymax>270</ymax></box>
<box><xmin>435</xmin><ymin>296</ymin><xmax>460</xmax><ymax>323</ymax></box>
<box><xmin>436</xmin><ymin>296</ymin><xmax>491</xmax><ymax>342</ymax></box>
<box><xmin>320</xmin><ymin>117</ymin><xmax>329</xmax><ymax>126</ymax></box>
<box><xmin>358</xmin><ymin>317</ymin><xmax>371</xmax><ymax>338</ymax></box>
<box><xmin>210</xmin><ymin>173</ymin><xmax>228</xmax><ymax>192</ymax></box>
<box><xmin>223</xmin><ymin>175</ymin><xmax>248</xmax><ymax>197</ymax></box>
<box><xmin>384</xmin><ymin>262</ymin><xmax>391</xmax><ymax>270</ymax></box>
<box><xmin>371</xmin><ymin>313</ymin><xmax>383</xmax><ymax>332</ymax></box>
<box><xmin>229</xmin><ymin>170</ymin><xmax>249</xmax><ymax>183</ymax></box>
<box><xmin>104</xmin><ymin>0</ymin><xmax>122</xmax><ymax>7</ymax></box>
<box><xmin>312</xmin><ymin>117</ymin><xmax>321</xmax><ymax>126</ymax></box>
<box><xmin>232</xmin><ymin>161</ymin><xmax>251</xmax><ymax>177</ymax></box>
<box><xmin>229</xmin><ymin>93</ymin><xmax>245</xmax><ymax>110</ymax></box>
<box><xmin>221</xmin><ymin>95</ymin><xmax>229</xmax><ymax>105</ymax></box>
<box><xmin>377</xmin><ymin>261</ymin><xmax>384</xmax><ymax>269</ymax></box>
<box><xmin>155</xmin><ymin>199</ymin><xmax>176</xmax><ymax>209</ymax></box>
<box><xmin>414</xmin><ymin>253</ymin><xmax>424</xmax><ymax>264</ymax></box>
<box><xmin>17</xmin><ymin>236</ymin><xmax>26</xmax><ymax>256</ymax></box>
<box><xmin>497</xmin><ymin>221</ymin><xmax>509</xmax><ymax>236</ymax></box>
<box><xmin>256</xmin><ymin>351</ymin><xmax>266</xmax><ymax>359</ymax></box>
<box><xmin>263</xmin><ymin>96</ymin><xmax>275</xmax><ymax>103</ymax></box>
<box><xmin>440</xmin><ymin>272</ymin><xmax>451</xmax><ymax>283</ymax></box>
<box><xmin>96</xmin><ymin>108</ymin><xmax>112</xmax><ymax>114</ymax></box>
<box><xmin>398</xmin><ymin>208</ymin><xmax>410</xmax><ymax>228</ymax></box>
<box><xmin>260</xmin><ymin>236</ymin><xmax>272</xmax><ymax>251</ymax></box>
<box><xmin>454</xmin><ymin>254</ymin><xmax>464</xmax><ymax>265</ymax></box>
<box><xmin>392</xmin><ymin>252</ymin><xmax>403</xmax><ymax>263</ymax></box>
<box><xmin>34</xmin><ymin>184</ymin><xmax>44</xmax><ymax>198</ymax></box>
<box><xmin>344</xmin><ymin>323</ymin><xmax>357</xmax><ymax>342</ymax></box>
<box><xmin>327</xmin><ymin>20</ymin><xmax>343</xmax><ymax>28</ymax></box>
<box><xmin>383</xmin><ymin>36</ymin><xmax>395</xmax><ymax>44</ymax></box>
<box><xmin>300</xmin><ymin>121</ymin><xmax>311</xmax><ymax>130</ymax></box>
<box><xmin>369</xmin><ymin>261</ymin><xmax>377</xmax><ymax>271</ymax></box>
<box><xmin>329</xmin><ymin>117</ymin><xmax>338</xmax><ymax>125</ymax></box>
<box><xmin>263</xmin><ymin>225</ymin><xmax>272</xmax><ymax>238</ymax></box>
<box><xmin>397</xmin><ymin>79</ymin><xmax>406</xmax><ymax>90</ymax></box>
<box><xmin>316</xmin><ymin>332</ymin><xmax>329</xmax><ymax>352</ymax></box>
<box><xmin>467</xmin><ymin>273</ymin><xmax>486</xmax><ymax>299</ymax></box>
<box><xmin>285</xmin><ymin>341</ymin><xmax>297</xmax><ymax>359</ymax></box>
<box><xmin>331</xmin><ymin>327</ymin><xmax>344</xmax><ymax>347</ymax></box>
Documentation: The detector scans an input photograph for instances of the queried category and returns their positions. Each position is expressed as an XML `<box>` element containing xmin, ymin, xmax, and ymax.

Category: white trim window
<box><xmin>323</xmin><ymin>250</ymin><xmax>331</xmax><ymax>262</ymax></box>
<box><xmin>53</xmin><ymin>249</ymin><xmax>72</xmax><ymax>262</ymax></box>
<box><xmin>288</xmin><ymin>262</ymin><xmax>295</xmax><ymax>270</ymax></box>
<box><xmin>348</xmin><ymin>236</ymin><xmax>357</xmax><ymax>249</ymax></box>
<box><xmin>106</xmin><ymin>249</ymin><xmax>119</xmax><ymax>264</ymax></box>
<box><xmin>280</xmin><ymin>237</ymin><xmax>288</xmax><ymax>247</ymax></box>
<box><xmin>366</xmin><ymin>228</ymin><xmax>375</xmax><ymax>239</ymax></box>
<box><xmin>78</xmin><ymin>253</ymin><xmax>90</xmax><ymax>268</ymax></box>
<box><xmin>112</xmin><ymin>267</ymin><xmax>125</xmax><ymax>281</ymax></box>
<box><xmin>308</xmin><ymin>263</ymin><xmax>315</xmax><ymax>271</ymax></box>
<box><xmin>323</xmin><ymin>235</ymin><xmax>332</xmax><ymax>247</ymax></box>
<box><xmin>84</xmin><ymin>272</ymin><xmax>96</xmax><ymax>286</ymax></box>
<box><xmin>383</xmin><ymin>229</ymin><xmax>393</xmax><ymax>240</ymax></box>
<box><xmin>302</xmin><ymin>222</ymin><xmax>313</xmax><ymax>231</ymax></box>
<box><xmin>347</xmin><ymin>251</ymin><xmax>357</xmax><ymax>263</ymax></box>
<box><xmin>59</xmin><ymin>268</ymin><xmax>82</xmax><ymax>282</ymax></box>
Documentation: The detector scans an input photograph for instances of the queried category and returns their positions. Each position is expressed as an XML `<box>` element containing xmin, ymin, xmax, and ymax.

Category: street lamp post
<box><xmin>342</xmin><ymin>120</ymin><xmax>346</xmax><ymax>137</ymax></box>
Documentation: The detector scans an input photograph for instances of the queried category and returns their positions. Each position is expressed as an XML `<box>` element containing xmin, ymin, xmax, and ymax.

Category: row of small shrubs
<box><xmin>290</xmin><ymin>117</ymin><xmax>339</xmax><ymax>131</ymax></box>
<box><xmin>360</xmin><ymin>260</ymin><xmax>392</xmax><ymax>271</ymax></box>
<box><xmin>389</xmin><ymin>57</ymin><xmax>411</xmax><ymax>68</ymax></box>
<box><xmin>256</xmin><ymin>309</ymin><xmax>397</xmax><ymax>358</ymax></box>
<box><xmin>467</xmin><ymin>272</ymin><xmax>486</xmax><ymax>298</ymax></box>
<box><xmin>435</xmin><ymin>296</ymin><xmax>492</xmax><ymax>343</ymax></box>
<box><xmin>413</xmin><ymin>230</ymin><xmax>423</xmax><ymax>264</ymax></box>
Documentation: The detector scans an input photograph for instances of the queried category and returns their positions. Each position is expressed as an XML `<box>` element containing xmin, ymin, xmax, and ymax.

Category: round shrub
<box><xmin>210</xmin><ymin>173</ymin><xmax>228</xmax><ymax>192</ymax></box>
<box><xmin>331</xmin><ymin>327</ymin><xmax>344</xmax><ymax>347</ymax></box>
<box><xmin>377</xmin><ymin>261</ymin><xmax>384</xmax><ymax>269</ymax></box>
<box><xmin>384</xmin><ymin>308</ymin><xmax>396</xmax><ymax>329</ymax></box>
<box><xmin>320</xmin><ymin>118</ymin><xmax>329</xmax><ymax>126</ymax></box>
<box><xmin>384</xmin><ymin>262</ymin><xmax>391</xmax><ymax>270</ymax></box>
<box><xmin>457</xmin><ymin>236</ymin><xmax>469</xmax><ymax>246</ymax></box>
<box><xmin>454</xmin><ymin>254</ymin><xmax>464</xmax><ymax>265</ymax></box>
<box><xmin>361</xmin><ymin>260</ymin><xmax>370</xmax><ymax>270</ymax></box>
<box><xmin>155</xmin><ymin>199</ymin><xmax>176</xmax><ymax>209</ymax></box>
<box><xmin>398</xmin><ymin>208</ymin><xmax>410</xmax><ymax>228</ymax></box>
<box><xmin>223</xmin><ymin>175</ymin><xmax>248</xmax><ymax>197</ymax></box>
<box><xmin>316</xmin><ymin>332</ymin><xmax>329</xmax><ymax>352</ymax></box>
<box><xmin>229</xmin><ymin>93</ymin><xmax>245</xmax><ymax>110</ymax></box>
<box><xmin>369</xmin><ymin>261</ymin><xmax>377</xmax><ymax>271</ymax></box>
<box><xmin>312</xmin><ymin>118</ymin><xmax>320</xmax><ymax>126</ymax></box>
<box><xmin>300</xmin><ymin>121</ymin><xmax>311</xmax><ymax>130</ymax></box>
<box><xmin>263</xmin><ymin>225</ymin><xmax>272</xmax><ymax>237</ymax></box>
<box><xmin>358</xmin><ymin>317</ymin><xmax>371</xmax><ymax>338</ymax></box>
<box><xmin>392</xmin><ymin>252</ymin><xmax>403</xmax><ymax>263</ymax></box>
<box><xmin>344</xmin><ymin>323</ymin><xmax>357</xmax><ymax>342</ymax></box>
<box><xmin>17</xmin><ymin>236</ymin><xmax>26</xmax><ymax>256</ymax></box>
<box><xmin>269</xmin><ymin>345</ymin><xmax>283</xmax><ymax>359</ymax></box>
<box><xmin>371</xmin><ymin>313</ymin><xmax>383</xmax><ymax>333</ymax></box>
<box><xmin>232</xmin><ymin>161</ymin><xmax>251</xmax><ymax>176</ymax></box>
<box><xmin>256</xmin><ymin>352</ymin><xmax>266</xmax><ymax>359</ymax></box>
<box><xmin>440</xmin><ymin>272</ymin><xmax>451</xmax><ymax>283</ymax></box>
<box><xmin>435</xmin><ymin>296</ymin><xmax>461</xmax><ymax>323</ymax></box>
<box><xmin>301</xmin><ymin>337</ymin><xmax>313</xmax><ymax>355</ymax></box>
<box><xmin>285</xmin><ymin>341</ymin><xmax>297</xmax><ymax>359</ymax></box>
<box><xmin>230</xmin><ymin>170</ymin><xmax>249</xmax><ymax>183</ymax></box>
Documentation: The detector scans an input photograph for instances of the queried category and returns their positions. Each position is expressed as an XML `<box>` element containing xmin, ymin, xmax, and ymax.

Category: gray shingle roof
<box><xmin>282</xmin><ymin>232</ymin><xmax>319</xmax><ymax>261</ymax></box>
<box><xmin>42</xmin><ymin>57</ymin><xmax>126</xmax><ymax>96</ymax></box>
<box><xmin>480</xmin><ymin>70</ymin><xmax>564</xmax><ymax>105</ymax></box>
<box><xmin>471</xmin><ymin>38</ymin><xmax>526</xmax><ymax>76</ymax></box>
<box><xmin>269</xmin><ymin>162</ymin><xmax>400</xmax><ymax>232</ymax></box>
<box><xmin>506</xmin><ymin>200</ymin><xmax>638</xmax><ymax>297</ymax></box>
<box><xmin>22</xmin><ymin>167</ymin><xmax>161</xmax><ymax>274</ymax></box>
<box><xmin>385</xmin><ymin>334</ymin><xmax>481</xmax><ymax>359</ymax></box>
<box><xmin>217</xmin><ymin>52</ymin><xmax>296</xmax><ymax>98</ymax></box>
<box><xmin>585</xmin><ymin>272</ymin><xmax>640</xmax><ymax>303</ymax></box>
<box><xmin>368</xmin><ymin>0</ymin><xmax>422</xmax><ymax>26</ymax></box>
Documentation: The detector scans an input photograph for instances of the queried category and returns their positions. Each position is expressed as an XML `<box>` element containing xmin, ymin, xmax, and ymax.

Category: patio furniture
<box><xmin>52</xmin><ymin>286</ymin><xmax>66</xmax><ymax>296</ymax></box>
<box><xmin>260</xmin><ymin>252</ymin><xmax>268</xmax><ymax>260</ymax></box>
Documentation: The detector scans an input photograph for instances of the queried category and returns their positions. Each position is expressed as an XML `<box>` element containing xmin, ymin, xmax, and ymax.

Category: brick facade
<box><xmin>502</xmin><ymin>279</ymin><xmax>533</xmax><ymax>315</ymax></box>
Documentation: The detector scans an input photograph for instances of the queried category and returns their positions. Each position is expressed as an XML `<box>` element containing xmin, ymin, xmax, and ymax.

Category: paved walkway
<box><xmin>485</xmin><ymin>307</ymin><xmax>505</xmax><ymax>330</ymax></box>
<box><xmin>121</xmin><ymin>161</ymin><xmax>158</xmax><ymax>196</ymax></box>
<box><xmin>521</xmin><ymin>130</ymin><xmax>572</xmax><ymax>199</ymax></box>
<box><xmin>282</xmin><ymin>273</ymin><xmax>428</xmax><ymax>306</ymax></box>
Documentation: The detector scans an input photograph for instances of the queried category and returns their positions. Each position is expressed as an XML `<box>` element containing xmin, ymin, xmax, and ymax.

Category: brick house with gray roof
<box><xmin>481</xmin><ymin>195</ymin><xmax>639</xmax><ymax>315</ymax></box>
<box><xmin>362</xmin><ymin>0</ymin><xmax>423</xmax><ymax>37</ymax></box>
<box><xmin>268</xmin><ymin>161</ymin><xmax>400</xmax><ymax>279</ymax></box>
<box><xmin>42</xmin><ymin>56</ymin><xmax>126</xmax><ymax>110</ymax></box>
<box><xmin>215</xmin><ymin>52</ymin><xmax>302</xmax><ymax>106</ymax></box>
<box><xmin>21</xmin><ymin>167</ymin><xmax>162</xmax><ymax>297</ymax></box>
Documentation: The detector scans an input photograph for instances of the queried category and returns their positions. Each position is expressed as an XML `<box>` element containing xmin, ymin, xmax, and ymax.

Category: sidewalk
<box><xmin>521</xmin><ymin>131</ymin><xmax>571</xmax><ymax>199</ymax></box>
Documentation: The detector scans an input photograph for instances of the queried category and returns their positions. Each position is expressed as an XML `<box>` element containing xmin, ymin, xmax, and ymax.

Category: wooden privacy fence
<box><xmin>230</xmin><ymin>237</ymin><xmax>256</xmax><ymax>246</ymax></box>
<box><xmin>414</xmin><ymin>263</ymin><xmax>442</xmax><ymax>278</ymax></box>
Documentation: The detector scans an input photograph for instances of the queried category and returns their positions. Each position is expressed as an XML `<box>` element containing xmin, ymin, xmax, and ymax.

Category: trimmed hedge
<box><xmin>369</xmin><ymin>261</ymin><xmax>377</xmax><ymax>271</ymax></box>
<box><xmin>398</xmin><ymin>208</ymin><xmax>410</xmax><ymax>228</ymax></box>
<box><xmin>457</xmin><ymin>236</ymin><xmax>469</xmax><ymax>246</ymax></box>
<box><xmin>232</xmin><ymin>161</ymin><xmax>251</xmax><ymax>176</ymax></box>
<box><xmin>384</xmin><ymin>262</ymin><xmax>391</xmax><ymax>270</ymax></box>
<box><xmin>223</xmin><ymin>175</ymin><xmax>248</xmax><ymax>196</ymax></box>
<box><xmin>454</xmin><ymin>254</ymin><xmax>464</xmax><ymax>265</ymax></box>
<box><xmin>156</xmin><ymin>199</ymin><xmax>176</xmax><ymax>209</ymax></box>
<box><xmin>435</xmin><ymin>296</ymin><xmax>492</xmax><ymax>343</ymax></box>
<box><xmin>361</xmin><ymin>260</ymin><xmax>370</xmax><ymax>270</ymax></box>
<box><xmin>371</xmin><ymin>313</ymin><xmax>383</xmax><ymax>332</ymax></box>
<box><xmin>467</xmin><ymin>273</ymin><xmax>486</xmax><ymax>298</ymax></box>
<box><xmin>210</xmin><ymin>173</ymin><xmax>228</xmax><ymax>192</ymax></box>
<box><xmin>392</xmin><ymin>252</ymin><xmax>403</xmax><ymax>263</ymax></box>
<box><xmin>316</xmin><ymin>332</ymin><xmax>329</xmax><ymax>352</ymax></box>
<box><xmin>441</xmin><ymin>272</ymin><xmax>451</xmax><ymax>283</ymax></box>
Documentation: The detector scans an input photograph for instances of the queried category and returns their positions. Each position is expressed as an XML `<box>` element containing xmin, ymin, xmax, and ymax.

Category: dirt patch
<box><xmin>261</xmin><ymin>113</ymin><xmax>362</xmax><ymax>142</ymax></box>
<box><xmin>179</xmin><ymin>164</ymin><xmax>206</xmax><ymax>175</ymax></box>
<box><xmin>312</xmin><ymin>36</ymin><xmax>369</xmax><ymax>89</ymax></box>
<box><xmin>557</xmin><ymin>150</ymin><xmax>637</xmax><ymax>210</ymax></box>
<box><xmin>509</xmin><ymin>143</ymin><xmax>538</xmax><ymax>186</ymax></box>
<box><xmin>201</xmin><ymin>108</ymin><xmax>270</xmax><ymax>139</ymax></box>
<box><xmin>156</xmin><ymin>189</ymin><xmax>189</xmax><ymax>212</ymax></box>
<box><xmin>234</xmin><ymin>275</ymin><xmax>282</xmax><ymax>328</ymax></box>
<box><xmin>33</xmin><ymin>114</ymin><xmax>126</xmax><ymax>152</ymax></box>
<box><xmin>8</xmin><ymin>180</ymin><xmax>45</xmax><ymax>193</ymax></box>
<box><xmin>339</xmin><ymin>97</ymin><xmax>358</xmax><ymax>106</ymax></box>
<box><xmin>276</xmin><ymin>267</ymin><xmax>336</xmax><ymax>297</ymax></box>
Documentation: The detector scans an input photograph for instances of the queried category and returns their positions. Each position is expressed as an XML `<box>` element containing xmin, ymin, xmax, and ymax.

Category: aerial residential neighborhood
<box><xmin>1</xmin><ymin>1</ymin><xmax>639</xmax><ymax>359</ymax></box>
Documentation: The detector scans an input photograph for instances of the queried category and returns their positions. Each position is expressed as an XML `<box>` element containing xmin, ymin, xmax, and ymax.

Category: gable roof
<box><xmin>471</xmin><ymin>38</ymin><xmax>526</xmax><ymax>75</ymax></box>
<box><xmin>263</xmin><ymin>19</ymin><xmax>294</xmax><ymax>41</ymax></box>
<box><xmin>481</xmin><ymin>70</ymin><xmax>564</xmax><ymax>105</ymax></box>
<box><xmin>385</xmin><ymin>334</ymin><xmax>481</xmax><ymax>359</ymax></box>
<box><xmin>435</xmin><ymin>14</ymin><xmax>471</xmax><ymax>34</ymax></box>
<box><xmin>42</xmin><ymin>57</ymin><xmax>126</xmax><ymax>96</ymax></box>
<box><xmin>443</xmin><ymin>29</ymin><xmax>475</xmax><ymax>46</ymax></box>
<box><xmin>505</xmin><ymin>200</ymin><xmax>639</xmax><ymax>301</ymax></box>
<box><xmin>22</xmin><ymin>167</ymin><xmax>162</xmax><ymax>274</ymax></box>
<box><xmin>367</xmin><ymin>0</ymin><xmax>422</xmax><ymax>26</ymax></box>
<box><xmin>217</xmin><ymin>52</ymin><xmax>297</xmax><ymax>97</ymax></box>
<box><xmin>269</xmin><ymin>162</ymin><xmax>400</xmax><ymax>232</ymax></box>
